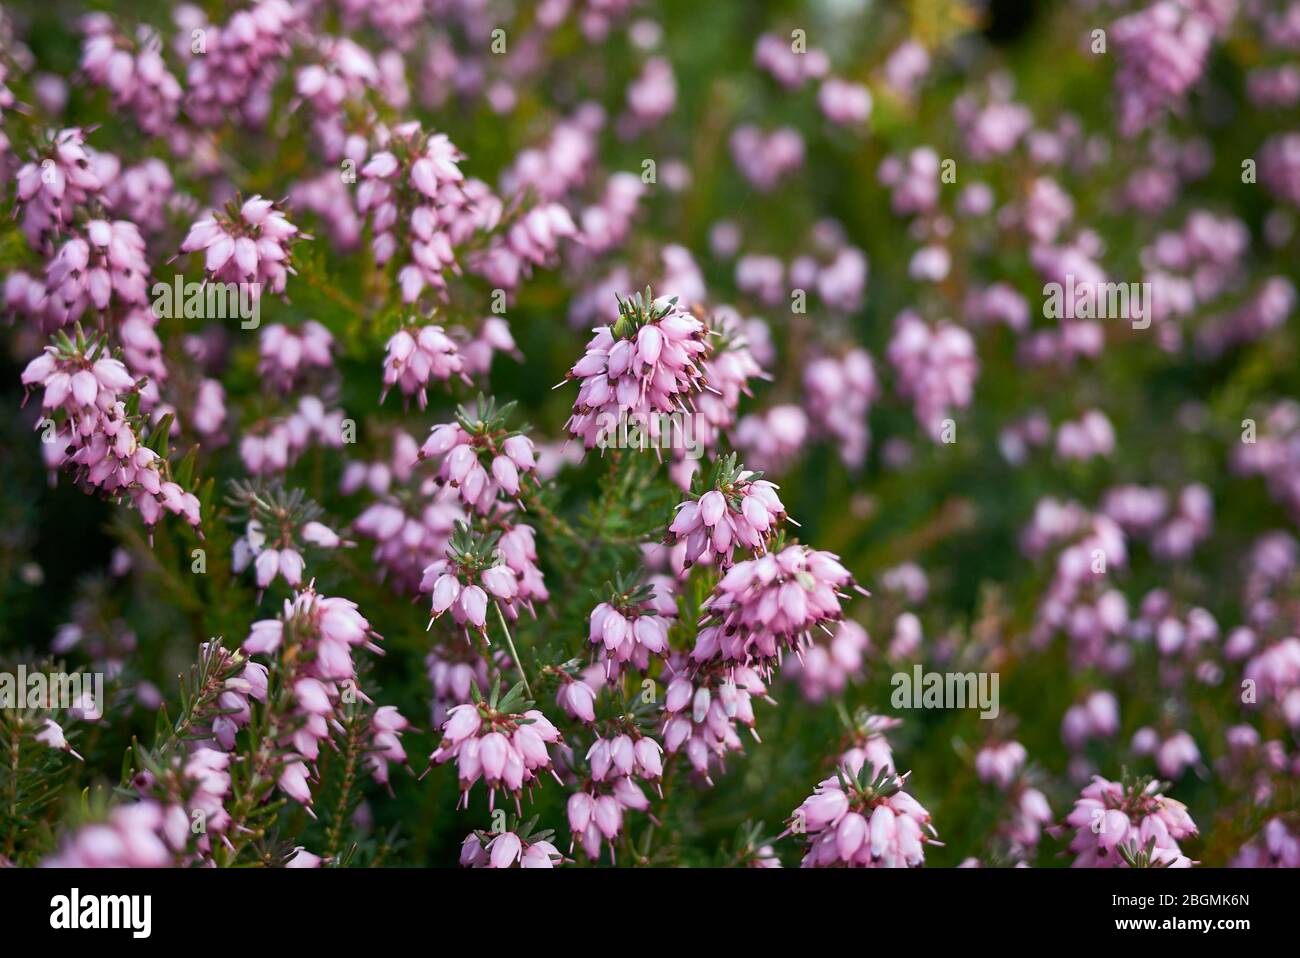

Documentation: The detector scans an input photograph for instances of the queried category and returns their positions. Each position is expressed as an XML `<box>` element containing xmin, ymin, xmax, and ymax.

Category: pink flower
<box><xmin>790</xmin><ymin>761</ymin><xmax>939</xmax><ymax>868</ymax></box>
<box><xmin>587</xmin><ymin>575</ymin><xmax>676</xmax><ymax>674</ymax></box>
<box><xmin>693</xmin><ymin>543</ymin><xmax>863</xmax><ymax>673</ymax></box>
<box><xmin>179</xmin><ymin>195</ymin><xmax>300</xmax><ymax>297</ymax></box>
<box><xmin>667</xmin><ymin>455</ymin><xmax>787</xmax><ymax>568</ymax></box>
<box><xmin>1065</xmin><ymin>775</ymin><xmax>1197</xmax><ymax>867</ymax></box>
<box><xmin>564</xmin><ymin>288</ymin><xmax>710</xmax><ymax>451</ymax></box>
<box><xmin>80</xmin><ymin>22</ymin><xmax>180</xmax><ymax>136</ymax></box>
<box><xmin>460</xmin><ymin>826</ymin><xmax>564</xmax><ymax>868</ymax></box>
<box><xmin>417</xmin><ymin>398</ymin><xmax>539</xmax><ymax>514</ymax></box>
<box><xmin>381</xmin><ymin>324</ymin><xmax>466</xmax><ymax>406</ymax></box>
<box><xmin>429</xmin><ymin>688</ymin><xmax>562</xmax><ymax>810</ymax></box>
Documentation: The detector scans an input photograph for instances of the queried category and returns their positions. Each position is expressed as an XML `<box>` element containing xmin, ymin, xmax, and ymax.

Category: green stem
<box><xmin>495</xmin><ymin>603</ymin><xmax>532</xmax><ymax>699</ymax></box>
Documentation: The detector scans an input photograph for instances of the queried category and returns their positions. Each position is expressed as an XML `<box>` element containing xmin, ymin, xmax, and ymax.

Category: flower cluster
<box><xmin>789</xmin><ymin>760</ymin><xmax>939</xmax><ymax>868</ymax></box>
<box><xmin>428</xmin><ymin>683</ymin><xmax>562</xmax><ymax>811</ymax></box>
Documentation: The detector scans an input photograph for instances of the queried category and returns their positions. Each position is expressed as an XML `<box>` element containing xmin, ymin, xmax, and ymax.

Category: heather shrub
<box><xmin>0</xmin><ymin>0</ymin><xmax>1298</xmax><ymax>869</ymax></box>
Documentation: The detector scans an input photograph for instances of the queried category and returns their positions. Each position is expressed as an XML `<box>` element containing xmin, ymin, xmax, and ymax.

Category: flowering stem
<box><xmin>326</xmin><ymin>712</ymin><xmax>363</xmax><ymax>863</ymax></box>
<box><xmin>495</xmin><ymin>603</ymin><xmax>532</xmax><ymax>700</ymax></box>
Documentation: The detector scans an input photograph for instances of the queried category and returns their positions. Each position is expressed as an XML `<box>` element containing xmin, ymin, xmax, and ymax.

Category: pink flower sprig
<box><xmin>562</xmin><ymin>286</ymin><xmax>711</xmax><ymax>451</ymax></box>
<box><xmin>226</xmin><ymin>479</ymin><xmax>346</xmax><ymax>591</ymax></box>
<box><xmin>381</xmin><ymin>321</ymin><xmax>468</xmax><ymax>407</ymax></box>
<box><xmin>21</xmin><ymin>326</ymin><xmax>201</xmax><ymax>535</ymax></box>
<box><xmin>358</xmin><ymin>121</ymin><xmax>485</xmax><ymax>303</ymax></box>
<box><xmin>788</xmin><ymin>762</ymin><xmax>940</xmax><ymax>868</ymax></box>
<box><xmin>692</xmin><ymin>543</ymin><xmax>865</xmax><ymax>674</ymax></box>
<box><xmin>421</xmin><ymin>521</ymin><xmax>528</xmax><ymax>638</ymax></box>
<box><xmin>587</xmin><ymin>572</ymin><xmax>676</xmax><ymax>674</ymax></box>
<box><xmin>662</xmin><ymin>659</ymin><xmax>772</xmax><ymax>784</ymax></box>
<box><xmin>427</xmin><ymin>681</ymin><xmax>563</xmax><ymax>812</ymax></box>
<box><xmin>417</xmin><ymin>394</ymin><xmax>539</xmax><ymax>514</ymax></box>
<box><xmin>79</xmin><ymin>19</ymin><xmax>181</xmax><ymax>136</ymax></box>
<box><xmin>1064</xmin><ymin>773</ymin><xmax>1198</xmax><ymax>868</ymax></box>
<box><xmin>366</xmin><ymin>705</ymin><xmax>411</xmax><ymax>789</ymax></box>
<box><xmin>15</xmin><ymin>127</ymin><xmax>104</xmax><ymax>251</ymax></box>
<box><xmin>43</xmin><ymin>216</ymin><xmax>151</xmax><ymax>326</ymax></box>
<box><xmin>460</xmin><ymin>815</ymin><xmax>565</xmax><ymax>868</ymax></box>
<box><xmin>258</xmin><ymin>321</ymin><xmax>334</xmax><ymax>394</ymax></box>
<box><xmin>182</xmin><ymin>0</ymin><xmax>296</xmax><ymax>129</ymax></box>
<box><xmin>179</xmin><ymin>195</ymin><xmax>301</xmax><ymax>297</ymax></box>
<box><xmin>240</xmin><ymin>584</ymin><xmax>385</xmax><ymax>809</ymax></box>
<box><xmin>666</xmin><ymin>453</ymin><xmax>788</xmax><ymax>569</ymax></box>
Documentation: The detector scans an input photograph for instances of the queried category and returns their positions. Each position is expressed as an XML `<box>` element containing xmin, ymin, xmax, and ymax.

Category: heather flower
<box><xmin>428</xmin><ymin>683</ymin><xmax>562</xmax><ymax>811</ymax></box>
<box><xmin>975</xmin><ymin>740</ymin><xmax>1028</xmax><ymax>790</ymax></box>
<box><xmin>692</xmin><ymin>308</ymin><xmax>768</xmax><ymax>450</ymax></box>
<box><xmin>227</xmin><ymin>481</ymin><xmax>345</xmax><ymax>591</ymax></box>
<box><xmin>427</xmin><ymin>644</ymin><xmax>498</xmax><ymax>727</ymax></box>
<box><xmin>567</xmin><ymin>727</ymin><xmax>664</xmax><ymax>860</ymax></box>
<box><xmin>953</xmin><ymin>91</ymin><xmax>1032</xmax><ymax>160</ymax></box>
<box><xmin>242</xmin><ymin>585</ymin><xmax>385</xmax><ymax>806</ymax></box>
<box><xmin>183</xmin><ymin>1</ymin><xmax>296</xmax><ymax>129</ymax></box>
<box><xmin>381</xmin><ymin>323</ymin><xmax>467</xmax><ymax>406</ymax></box>
<box><xmin>563</xmin><ymin>288</ymin><xmax>710</xmax><ymax>451</ymax></box>
<box><xmin>499</xmin><ymin>108</ymin><xmax>600</xmax><ymax>202</ymax></box>
<box><xmin>79</xmin><ymin>21</ymin><xmax>180</xmax><ymax>136</ymax></box>
<box><xmin>417</xmin><ymin>396</ymin><xmax>538</xmax><ymax>514</ymax></box>
<box><xmin>461</xmin><ymin>818</ymin><xmax>564</xmax><ymax>868</ymax></box>
<box><xmin>238</xmin><ymin>396</ymin><xmax>347</xmax><ymax>476</ymax></box>
<box><xmin>1259</xmin><ymin>131</ymin><xmax>1300</xmax><ymax>207</ymax></box>
<box><xmin>1132</xmin><ymin>727</ymin><xmax>1201</xmax><ymax>780</ymax></box>
<box><xmin>666</xmin><ymin>453</ymin><xmax>786</xmax><ymax>569</ymax></box>
<box><xmin>179</xmin><ymin>195</ymin><xmax>300</xmax><ymax>297</ymax></box>
<box><xmin>818</xmin><ymin>78</ymin><xmax>872</xmax><ymax>126</ymax></box>
<box><xmin>877</xmin><ymin>147</ymin><xmax>940</xmax><ymax>216</ymax></box>
<box><xmin>661</xmin><ymin>660</ymin><xmax>770</xmax><ymax>783</ymax></box>
<box><xmin>42</xmin><ymin>800</ymin><xmax>178</xmax><ymax>867</ymax></box>
<box><xmin>43</xmin><ymin>218</ymin><xmax>151</xmax><ymax>326</ymax></box>
<box><xmin>554</xmin><ymin>665</ymin><xmax>602</xmax><ymax>723</ymax></box>
<box><xmin>21</xmin><ymin>327</ymin><xmax>200</xmax><ymax>534</ymax></box>
<box><xmin>15</xmin><ymin>128</ymin><xmax>103</xmax><ymax>251</ymax></box>
<box><xmin>693</xmin><ymin>543</ymin><xmax>864</xmax><ymax>673</ymax></box>
<box><xmin>1065</xmin><ymin>774</ymin><xmax>1198</xmax><ymax>867</ymax></box>
<box><xmin>587</xmin><ymin>573</ymin><xmax>676</xmax><ymax>674</ymax></box>
<box><xmin>789</xmin><ymin>762</ymin><xmax>939</xmax><ymax>868</ymax></box>
<box><xmin>1110</xmin><ymin>1</ymin><xmax>1224</xmax><ymax>137</ymax></box>
<box><xmin>1061</xmin><ymin>691</ymin><xmax>1121</xmax><ymax>751</ymax></box>
<box><xmin>887</xmin><ymin>311</ymin><xmax>978</xmax><ymax>442</ymax></box>
<box><xmin>733</xmin><ymin>404</ymin><xmax>808</xmax><ymax>474</ymax></box>
<box><xmin>258</xmin><ymin>322</ymin><xmax>334</xmax><ymax>393</ymax></box>
<box><xmin>472</xmin><ymin>202</ymin><xmax>579</xmax><ymax>291</ymax></box>
<box><xmin>730</xmin><ymin>125</ymin><xmax>804</xmax><ymax>191</ymax></box>
<box><xmin>421</xmin><ymin>522</ymin><xmax>528</xmax><ymax>635</ymax></box>
<box><xmin>754</xmin><ymin>32</ymin><xmax>828</xmax><ymax>89</ymax></box>
<box><xmin>1231</xmin><ymin>818</ymin><xmax>1300</xmax><ymax>867</ymax></box>
<box><xmin>1243</xmin><ymin>637</ymin><xmax>1300</xmax><ymax>728</ymax></box>
<box><xmin>367</xmin><ymin>705</ymin><xmax>411</xmax><ymax>788</ymax></box>
<box><xmin>1055</xmin><ymin>409</ymin><xmax>1116</xmax><ymax>462</ymax></box>
<box><xmin>783</xmin><ymin>619</ymin><xmax>870</xmax><ymax>702</ymax></box>
<box><xmin>622</xmin><ymin>57</ymin><xmax>677</xmax><ymax>131</ymax></box>
<box><xmin>803</xmin><ymin>349</ymin><xmax>877</xmax><ymax>468</ymax></box>
<box><xmin>358</xmin><ymin>121</ymin><xmax>481</xmax><ymax>302</ymax></box>
<box><xmin>577</xmin><ymin>173</ymin><xmax>644</xmax><ymax>254</ymax></box>
<box><xmin>353</xmin><ymin>481</ymin><xmax>463</xmax><ymax>596</ymax></box>
<box><xmin>882</xmin><ymin>40</ymin><xmax>930</xmax><ymax>99</ymax></box>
